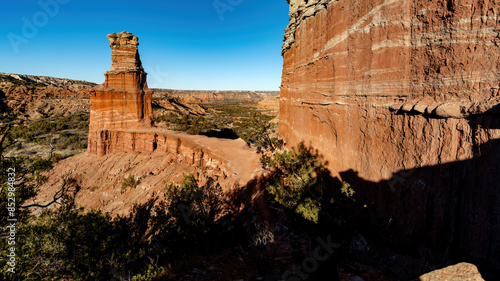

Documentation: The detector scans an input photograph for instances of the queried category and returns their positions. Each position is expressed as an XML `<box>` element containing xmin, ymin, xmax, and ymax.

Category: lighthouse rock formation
<box><xmin>280</xmin><ymin>0</ymin><xmax>500</xmax><ymax>269</ymax></box>
<box><xmin>88</xmin><ymin>31</ymin><xmax>153</xmax><ymax>135</ymax></box>
<box><xmin>86</xmin><ymin>32</ymin><xmax>260</xmax><ymax>188</ymax></box>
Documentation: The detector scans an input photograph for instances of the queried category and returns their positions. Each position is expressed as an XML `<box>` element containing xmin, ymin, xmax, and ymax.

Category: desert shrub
<box><xmin>14</xmin><ymin>141</ymin><xmax>22</xmax><ymax>150</ymax></box>
<box><xmin>35</xmin><ymin>136</ymin><xmax>48</xmax><ymax>145</ymax></box>
<box><xmin>150</xmin><ymin>174</ymin><xmax>237</xmax><ymax>259</ymax></box>
<box><xmin>0</xmin><ymin>124</ymin><xmax>55</xmax><ymax>221</ymax></box>
<box><xmin>26</xmin><ymin>156</ymin><xmax>53</xmax><ymax>186</ymax></box>
<box><xmin>0</xmin><ymin>172</ymin><xmax>238</xmax><ymax>280</ymax></box>
<box><xmin>31</xmin><ymin>121</ymin><xmax>56</xmax><ymax>133</ymax></box>
<box><xmin>242</xmin><ymin>220</ymin><xmax>284</xmax><ymax>274</ymax></box>
<box><xmin>51</xmin><ymin>153</ymin><xmax>64</xmax><ymax>163</ymax></box>
<box><xmin>58</xmin><ymin>114</ymin><xmax>89</xmax><ymax>131</ymax></box>
<box><xmin>79</xmin><ymin>121</ymin><xmax>89</xmax><ymax>132</ymax></box>
<box><xmin>7</xmin><ymin>201</ymin><xmax>132</xmax><ymax>280</ymax></box>
<box><xmin>163</xmin><ymin>174</ymin><xmax>230</xmax><ymax>227</ymax></box>
<box><xmin>234</xmin><ymin>111</ymin><xmax>281</xmax><ymax>152</ymax></box>
<box><xmin>1</xmin><ymin>193</ymin><xmax>165</xmax><ymax>280</ymax></box>
<box><xmin>154</xmin><ymin>112</ymin><xmax>178</xmax><ymax>124</ymax></box>
<box><xmin>29</xmin><ymin>157</ymin><xmax>52</xmax><ymax>173</ymax></box>
<box><xmin>62</xmin><ymin>134</ymin><xmax>86</xmax><ymax>149</ymax></box>
<box><xmin>262</xmin><ymin>143</ymin><xmax>354</xmax><ymax>224</ymax></box>
<box><xmin>56</xmin><ymin>133</ymin><xmax>87</xmax><ymax>150</ymax></box>
<box><xmin>131</xmin><ymin>263</ymin><xmax>166</xmax><ymax>281</ymax></box>
<box><xmin>122</xmin><ymin>174</ymin><xmax>138</xmax><ymax>190</ymax></box>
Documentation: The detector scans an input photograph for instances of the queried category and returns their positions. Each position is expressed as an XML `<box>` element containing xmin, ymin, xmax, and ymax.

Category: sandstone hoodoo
<box><xmin>88</xmin><ymin>31</ymin><xmax>153</xmax><ymax>155</ymax></box>
<box><xmin>281</xmin><ymin>0</ymin><xmax>500</xmax><ymax>270</ymax></box>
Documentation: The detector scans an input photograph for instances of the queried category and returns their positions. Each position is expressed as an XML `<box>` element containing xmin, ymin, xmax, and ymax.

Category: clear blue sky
<box><xmin>0</xmin><ymin>0</ymin><xmax>289</xmax><ymax>90</ymax></box>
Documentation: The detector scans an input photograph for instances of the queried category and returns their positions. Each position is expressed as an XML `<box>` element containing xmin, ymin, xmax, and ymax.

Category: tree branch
<box><xmin>20</xmin><ymin>176</ymin><xmax>80</xmax><ymax>209</ymax></box>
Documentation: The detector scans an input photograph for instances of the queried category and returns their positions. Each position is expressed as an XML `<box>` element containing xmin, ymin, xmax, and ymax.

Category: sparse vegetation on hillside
<box><xmin>0</xmin><ymin>73</ymin><xmax>98</xmax><ymax>88</ymax></box>
<box><xmin>4</xmin><ymin>113</ymin><xmax>89</xmax><ymax>159</ymax></box>
<box><xmin>160</xmin><ymin>174</ymin><xmax>236</xmax><ymax>256</ymax></box>
<box><xmin>1</xmin><ymin>99</ymin><xmax>373</xmax><ymax>280</ymax></box>
<box><xmin>121</xmin><ymin>174</ymin><xmax>138</xmax><ymax>190</ymax></box>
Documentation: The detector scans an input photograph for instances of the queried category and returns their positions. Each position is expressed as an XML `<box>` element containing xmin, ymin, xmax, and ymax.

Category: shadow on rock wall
<box><xmin>341</xmin><ymin>113</ymin><xmax>500</xmax><ymax>279</ymax></box>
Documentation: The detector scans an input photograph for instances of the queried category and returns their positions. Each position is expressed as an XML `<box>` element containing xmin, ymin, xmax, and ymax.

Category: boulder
<box><xmin>418</xmin><ymin>263</ymin><xmax>484</xmax><ymax>281</ymax></box>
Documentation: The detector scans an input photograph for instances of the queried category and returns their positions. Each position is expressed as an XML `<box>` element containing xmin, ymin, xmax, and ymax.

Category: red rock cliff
<box><xmin>280</xmin><ymin>0</ymin><xmax>500</xmax><ymax>269</ymax></box>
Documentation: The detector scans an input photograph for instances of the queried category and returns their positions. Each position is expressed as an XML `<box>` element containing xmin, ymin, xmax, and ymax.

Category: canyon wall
<box><xmin>281</xmin><ymin>0</ymin><xmax>500</xmax><ymax>268</ymax></box>
<box><xmin>0</xmin><ymin>73</ymin><xmax>93</xmax><ymax>119</ymax></box>
<box><xmin>153</xmin><ymin>89</ymin><xmax>279</xmax><ymax>103</ymax></box>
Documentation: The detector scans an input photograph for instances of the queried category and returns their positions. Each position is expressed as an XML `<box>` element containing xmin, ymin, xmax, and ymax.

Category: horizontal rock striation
<box><xmin>88</xmin><ymin>129</ymin><xmax>223</xmax><ymax>167</ymax></box>
<box><xmin>89</xmin><ymin>90</ymin><xmax>152</xmax><ymax>131</ymax></box>
<box><xmin>104</xmin><ymin>31</ymin><xmax>147</xmax><ymax>93</ymax></box>
<box><xmin>281</xmin><ymin>0</ymin><xmax>500</xmax><ymax>269</ymax></box>
<box><xmin>32</xmin><ymin>144</ymin><xmax>259</xmax><ymax>216</ymax></box>
<box><xmin>86</xmin><ymin>127</ymin><xmax>261</xmax><ymax>184</ymax></box>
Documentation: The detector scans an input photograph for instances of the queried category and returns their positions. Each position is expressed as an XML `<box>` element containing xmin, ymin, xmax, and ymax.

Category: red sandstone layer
<box><xmin>104</xmin><ymin>72</ymin><xmax>148</xmax><ymax>94</ymax></box>
<box><xmin>89</xmin><ymin>90</ymin><xmax>152</xmax><ymax>131</ymax></box>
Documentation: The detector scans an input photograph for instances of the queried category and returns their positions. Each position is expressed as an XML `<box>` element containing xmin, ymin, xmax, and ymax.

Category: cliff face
<box><xmin>281</xmin><ymin>0</ymin><xmax>500</xmax><ymax>268</ymax></box>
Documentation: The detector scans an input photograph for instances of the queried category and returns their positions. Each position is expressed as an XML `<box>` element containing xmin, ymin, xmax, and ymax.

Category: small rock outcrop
<box><xmin>280</xmin><ymin>0</ymin><xmax>500</xmax><ymax>271</ymax></box>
